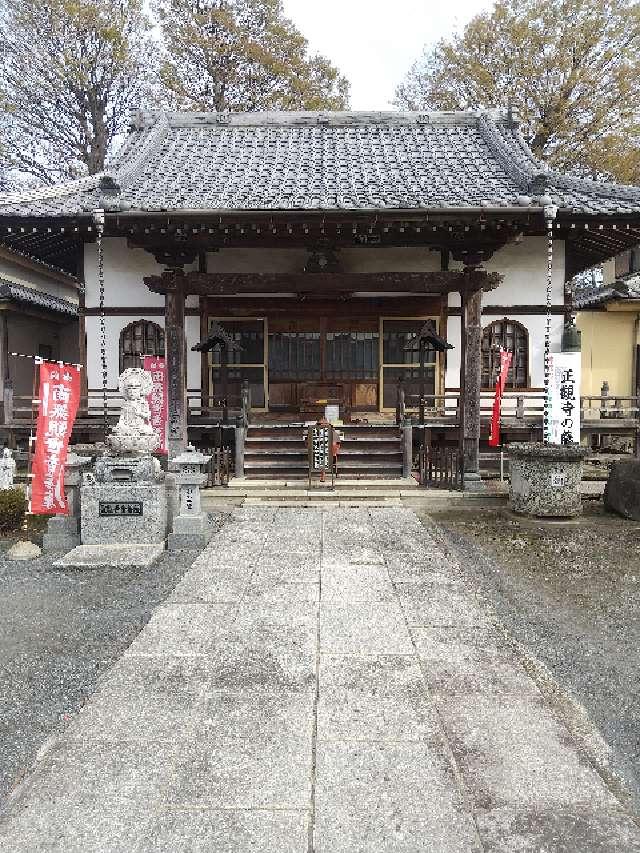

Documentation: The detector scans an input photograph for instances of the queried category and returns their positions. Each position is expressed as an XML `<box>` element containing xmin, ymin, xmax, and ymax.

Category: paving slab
<box><xmin>438</xmin><ymin>692</ymin><xmax>620</xmax><ymax>814</ymax></box>
<box><xmin>1</xmin><ymin>505</ymin><xmax>639</xmax><ymax>852</ymax></box>
<box><xmin>320</xmin><ymin>599</ymin><xmax>414</xmax><ymax>655</ymax></box>
<box><xmin>317</xmin><ymin>654</ymin><xmax>439</xmax><ymax>741</ymax></box>
<box><xmin>164</xmin><ymin>735</ymin><xmax>312</xmax><ymax>809</ymax></box>
<box><xmin>397</xmin><ymin>582</ymin><xmax>491</xmax><ymax>627</ymax></box>
<box><xmin>54</xmin><ymin>543</ymin><xmax>164</xmax><ymax>569</ymax></box>
<box><xmin>124</xmin><ymin>603</ymin><xmax>235</xmax><ymax>657</ymax></box>
<box><xmin>314</xmin><ymin>740</ymin><xmax>481</xmax><ymax>853</ymax></box>
<box><xmin>322</xmin><ymin>561</ymin><xmax>394</xmax><ymax>602</ymax></box>
<box><xmin>142</xmin><ymin>809</ymin><xmax>309</xmax><ymax>853</ymax></box>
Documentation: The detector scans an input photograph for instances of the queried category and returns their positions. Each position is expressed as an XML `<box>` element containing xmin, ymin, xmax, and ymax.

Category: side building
<box><xmin>0</xmin><ymin>244</ymin><xmax>79</xmax><ymax>424</ymax></box>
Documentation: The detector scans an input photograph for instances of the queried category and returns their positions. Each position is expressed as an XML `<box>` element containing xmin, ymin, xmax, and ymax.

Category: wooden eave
<box><xmin>145</xmin><ymin>268</ymin><xmax>502</xmax><ymax>297</ymax></box>
<box><xmin>3</xmin><ymin>207</ymin><xmax>640</xmax><ymax>278</ymax></box>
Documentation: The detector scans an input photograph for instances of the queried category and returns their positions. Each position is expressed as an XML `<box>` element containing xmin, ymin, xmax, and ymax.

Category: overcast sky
<box><xmin>282</xmin><ymin>0</ymin><xmax>493</xmax><ymax>110</ymax></box>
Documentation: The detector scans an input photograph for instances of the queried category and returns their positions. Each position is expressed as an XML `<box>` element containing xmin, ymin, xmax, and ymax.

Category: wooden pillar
<box><xmin>165</xmin><ymin>276</ymin><xmax>188</xmax><ymax>458</ymax></box>
<box><xmin>463</xmin><ymin>288</ymin><xmax>482</xmax><ymax>477</ymax></box>
<box><xmin>402</xmin><ymin>420</ymin><xmax>413</xmax><ymax>479</ymax></box>
<box><xmin>235</xmin><ymin>419</ymin><xmax>246</xmax><ymax>479</ymax></box>
<box><xmin>0</xmin><ymin>311</ymin><xmax>9</xmax><ymax>401</ymax></box>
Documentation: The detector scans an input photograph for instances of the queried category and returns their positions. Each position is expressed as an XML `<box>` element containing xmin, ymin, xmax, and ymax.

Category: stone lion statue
<box><xmin>107</xmin><ymin>368</ymin><xmax>159</xmax><ymax>456</ymax></box>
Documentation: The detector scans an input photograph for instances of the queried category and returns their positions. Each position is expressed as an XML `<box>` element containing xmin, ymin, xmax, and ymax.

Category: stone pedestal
<box><xmin>168</xmin><ymin>446</ymin><xmax>212</xmax><ymax>550</ymax></box>
<box><xmin>508</xmin><ymin>442</ymin><xmax>588</xmax><ymax>518</ymax></box>
<box><xmin>604</xmin><ymin>460</ymin><xmax>640</xmax><ymax>520</ymax></box>
<box><xmin>42</xmin><ymin>453</ymin><xmax>91</xmax><ymax>553</ymax></box>
<box><xmin>80</xmin><ymin>481</ymin><xmax>167</xmax><ymax>545</ymax></box>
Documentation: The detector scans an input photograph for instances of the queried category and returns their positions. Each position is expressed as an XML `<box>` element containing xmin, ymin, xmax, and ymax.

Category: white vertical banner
<box><xmin>548</xmin><ymin>352</ymin><xmax>581</xmax><ymax>445</ymax></box>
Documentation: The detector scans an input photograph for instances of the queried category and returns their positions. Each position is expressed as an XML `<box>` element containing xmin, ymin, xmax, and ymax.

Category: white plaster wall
<box><xmin>485</xmin><ymin>237</ymin><xmax>564</xmax><ymax>305</ymax></box>
<box><xmin>0</xmin><ymin>256</ymin><xmax>78</xmax><ymax>303</ymax></box>
<box><xmin>90</xmin><ymin>237</ymin><xmax>561</xmax><ymax>306</ymax></box>
<box><xmin>448</xmin><ymin>237</ymin><xmax>565</xmax><ymax>307</ymax></box>
<box><xmin>84</xmin><ymin>239</ymin><xmax>192</xmax><ymax>308</ymax></box>
<box><xmin>186</xmin><ymin>315</ymin><xmax>201</xmax><ymax>389</ymax></box>
<box><xmin>445</xmin><ymin>313</ymin><xmax>564</xmax><ymax>389</ymax></box>
<box><xmin>86</xmin><ymin>314</ymin><xmax>201</xmax><ymax>391</ymax></box>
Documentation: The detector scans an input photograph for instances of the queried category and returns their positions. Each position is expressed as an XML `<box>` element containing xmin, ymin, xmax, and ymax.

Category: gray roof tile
<box><xmin>0</xmin><ymin>278</ymin><xmax>78</xmax><ymax>315</ymax></box>
<box><xmin>576</xmin><ymin>271</ymin><xmax>640</xmax><ymax>308</ymax></box>
<box><xmin>1</xmin><ymin>109</ymin><xmax>640</xmax><ymax>218</ymax></box>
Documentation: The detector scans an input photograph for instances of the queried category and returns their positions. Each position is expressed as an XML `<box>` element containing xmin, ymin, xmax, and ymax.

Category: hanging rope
<box><xmin>543</xmin><ymin>204</ymin><xmax>558</xmax><ymax>445</ymax></box>
<box><xmin>94</xmin><ymin>209</ymin><xmax>108</xmax><ymax>440</ymax></box>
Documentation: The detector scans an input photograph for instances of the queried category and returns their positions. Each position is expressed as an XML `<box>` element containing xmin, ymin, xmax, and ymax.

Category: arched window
<box><xmin>481</xmin><ymin>318</ymin><xmax>529</xmax><ymax>389</ymax></box>
<box><xmin>119</xmin><ymin>320</ymin><xmax>165</xmax><ymax>373</ymax></box>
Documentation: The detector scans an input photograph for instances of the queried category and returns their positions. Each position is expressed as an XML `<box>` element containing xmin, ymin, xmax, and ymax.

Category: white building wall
<box><xmin>85</xmin><ymin>236</ymin><xmax>565</xmax><ymax>394</ymax></box>
<box><xmin>85</xmin><ymin>313</ymin><xmax>201</xmax><ymax>392</ymax></box>
<box><xmin>445</xmin><ymin>237</ymin><xmax>566</xmax><ymax>389</ymax></box>
<box><xmin>84</xmin><ymin>239</ymin><xmax>200</xmax><ymax>390</ymax></box>
<box><xmin>445</xmin><ymin>314</ymin><xmax>564</xmax><ymax>390</ymax></box>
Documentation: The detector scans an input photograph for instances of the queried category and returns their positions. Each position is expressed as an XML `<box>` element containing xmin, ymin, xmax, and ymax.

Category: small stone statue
<box><xmin>0</xmin><ymin>448</ymin><xmax>16</xmax><ymax>490</ymax></box>
<box><xmin>107</xmin><ymin>368</ymin><xmax>159</xmax><ymax>457</ymax></box>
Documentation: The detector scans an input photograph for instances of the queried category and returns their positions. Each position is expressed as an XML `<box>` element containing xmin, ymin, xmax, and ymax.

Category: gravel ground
<box><xmin>0</xmin><ymin>513</ymin><xmax>228</xmax><ymax>806</ymax></box>
<box><xmin>419</xmin><ymin>503</ymin><xmax>640</xmax><ymax>815</ymax></box>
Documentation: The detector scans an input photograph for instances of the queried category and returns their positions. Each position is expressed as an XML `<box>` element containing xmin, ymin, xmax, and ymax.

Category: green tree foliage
<box><xmin>0</xmin><ymin>0</ymin><xmax>155</xmax><ymax>184</ymax></box>
<box><xmin>395</xmin><ymin>0</ymin><xmax>640</xmax><ymax>183</ymax></box>
<box><xmin>0</xmin><ymin>489</ymin><xmax>26</xmax><ymax>535</ymax></box>
<box><xmin>154</xmin><ymin>0</ymin><xmax>350</xmax><ymax>111</ymax></box>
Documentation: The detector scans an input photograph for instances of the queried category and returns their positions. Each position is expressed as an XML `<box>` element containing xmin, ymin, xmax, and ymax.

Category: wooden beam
<box><xmin>201</xmin><ymin>295</ymin><xmax>442</xmax><ymax>319</ymax></box>
<box><xmin>145</xmin><ymin>269</ymin><xmax>502</xmax><ymax>297</ymax></box>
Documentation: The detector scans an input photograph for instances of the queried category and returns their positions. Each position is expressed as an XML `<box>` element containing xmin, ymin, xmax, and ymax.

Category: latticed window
<box><xmin>481</xmin><ymin>319</ymin><xmax>529</xmax><ymax>389</ymax></box>
<box><xmin>119</xmin><ymin>321</ymin><xmax>165</xmax><ymax>372</ymax></box>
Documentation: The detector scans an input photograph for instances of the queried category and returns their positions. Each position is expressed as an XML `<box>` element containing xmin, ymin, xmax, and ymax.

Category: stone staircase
<box><xmin>243</xmin><ymin>423</ymin><xmax>404</xmax><ymax>480</ymax></box>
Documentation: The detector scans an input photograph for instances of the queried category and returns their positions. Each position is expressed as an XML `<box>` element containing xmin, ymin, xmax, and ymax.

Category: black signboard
<box><xmin>99</xmin><ymin>501</ymin><xmax>143</xmax><ymax>517</ymax></box>
<box><xmin>307</xmin><ymin>424</ymin><xmax>335</xmax><ymax>487</ymax></box>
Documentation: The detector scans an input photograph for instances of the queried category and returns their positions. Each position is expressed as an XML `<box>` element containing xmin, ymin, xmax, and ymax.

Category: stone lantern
<box><xmin>42</xmin><ymin>452</ymin><xmax>92</xmax><ymax>552</ymax></box>
<box><xmin>168</xmin><ymin>444</ymin><xmax>213</xmax><ymax>550</ymax></box>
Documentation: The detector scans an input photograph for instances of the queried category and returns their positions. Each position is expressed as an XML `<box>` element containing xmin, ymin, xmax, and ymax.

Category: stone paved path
<box><xmin>1</xmin><ymin>507</ymin><xmax>639</xmax><ymax>852</ymax></box>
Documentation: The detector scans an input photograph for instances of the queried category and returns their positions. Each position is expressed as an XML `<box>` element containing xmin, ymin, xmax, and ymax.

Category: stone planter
<box><xmin>508</xmin><ymin>442</ymin><xmax>588</xmax><ymax>518</ymax></box>
<box><xmin>604</xmin><ymin>460</ymin><xmax>640</xmax><ymax>520</ymax></box>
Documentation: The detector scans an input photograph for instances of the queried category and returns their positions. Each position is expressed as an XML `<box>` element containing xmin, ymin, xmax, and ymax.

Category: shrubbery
<box><xmin>0</xmin><ymin>488</ymin><xmax>26</xmax><ymax>535</ymax></box>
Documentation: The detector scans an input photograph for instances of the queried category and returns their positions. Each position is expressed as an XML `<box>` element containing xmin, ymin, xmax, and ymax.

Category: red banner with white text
<box><xmin>143</xmin><ymin>355</ymin><xmax>168</xmax><ymax>455</ymax></box>
<box><xmin>31</xmin><ymin>362</ymin><xmax>81</xmax><ymax>514</ymax></box>
<box><xmin>488</xmin><ymin>350</ymin><xmax>513</xmax><ymax>448</ymax></box>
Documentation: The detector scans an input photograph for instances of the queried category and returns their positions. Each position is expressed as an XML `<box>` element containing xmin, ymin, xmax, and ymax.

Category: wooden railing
<box><xmin>418</xmin><ymin>444</ymin><xmax>464</xmax><ymax>490</ymax></box>
<box><xmin>202</xmin><ymin>446</ymin><xmax>232</xmax><ymax>487</ymax></box>
<box><xmin>396</xmin><ymin>390</ymin><xmax>547</xmax><ymax>424</ymax></box>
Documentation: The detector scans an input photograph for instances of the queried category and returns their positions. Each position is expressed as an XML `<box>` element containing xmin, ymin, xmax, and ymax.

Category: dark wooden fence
<box><xmin>418</xmin><ymin>444</ymin><xmax>464</xmax><ymax>490</ymax></box>
<box><xmin>203</xmin><ymin>447</ymin><xmax>232</xmax><ymax>487</ymax></box>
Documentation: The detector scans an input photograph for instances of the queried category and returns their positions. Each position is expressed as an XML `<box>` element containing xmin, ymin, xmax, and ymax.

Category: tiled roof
<box><xmin>0</xmin><ymin>278</ymin><xmax>78</xmax><ymax>315</ymax></box>
<box><xmin>2</xmin><ymin>109</ymin><xmax>640</xmax><ymax>218</ymax></box>
<box><xmin>576</xmin><ymin>271</ymin><xmax>640</xmax><ymax>308</ymax></box>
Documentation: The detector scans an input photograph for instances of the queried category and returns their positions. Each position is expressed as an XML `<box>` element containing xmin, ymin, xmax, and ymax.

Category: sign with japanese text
<box><xmin>488</xmin><ymin>349</ymin><xmax>513</xmax><ymax>448</ymax></box>
<box><xmin>310</xmin><ymin>425</ymin><xmax>331</xmax><ymax>471</ymax></box>
<box><xmin>548</xmin><ymin>352</ymin><xmax>581</xmax><ymax>445</ymax></box>
<box><xmin>99</xmin><ymin>501</ymin><xmax>143</xmax><ymax>517</ymax></box>
<box><xmin>142</xmin><ymin>355</ymin><xmax>168</xmax><ymax>455</ymax></box>
<box><xmin>31</xmin><ymin>362</ymin><xmax>81</xmax><ymax>514</ymax></box>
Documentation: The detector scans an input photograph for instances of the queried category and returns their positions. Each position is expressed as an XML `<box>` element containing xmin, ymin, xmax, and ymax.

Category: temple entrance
<box><xmin>268</xmin><ymin>319</ymin><xmax>379</xmax><ymax>412</ymax></box>
<box><xmin>207</xmin><ymin>315</ymin><xmax>441</xmax><ymax>415</ymax></box>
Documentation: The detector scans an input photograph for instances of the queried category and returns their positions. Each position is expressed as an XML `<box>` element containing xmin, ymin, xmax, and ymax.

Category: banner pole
<box><xmin>26</xmin><ymin>356</ymin><xmax>42</xmax><ymax>514</ymax></box>
<box><xmin>543</xmin><ymin>204</ymin><xmax>558</xmax><ymax>445</ymax></box>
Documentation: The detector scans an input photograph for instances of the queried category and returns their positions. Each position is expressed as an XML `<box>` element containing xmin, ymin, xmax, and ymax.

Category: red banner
<box><xmin>488</xmin><ymin>350</ymin><xmax>513</xmax><ymax>448</ymax></box>
<box><xmin>31</xmin><ymin>362</ymin><xmax>81</xmax><ymax>514</ymax></box>
<box><xmin>143</xmin><ymin>355</ymin><xmax>168</xmax><ymax>455</ymax></box>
